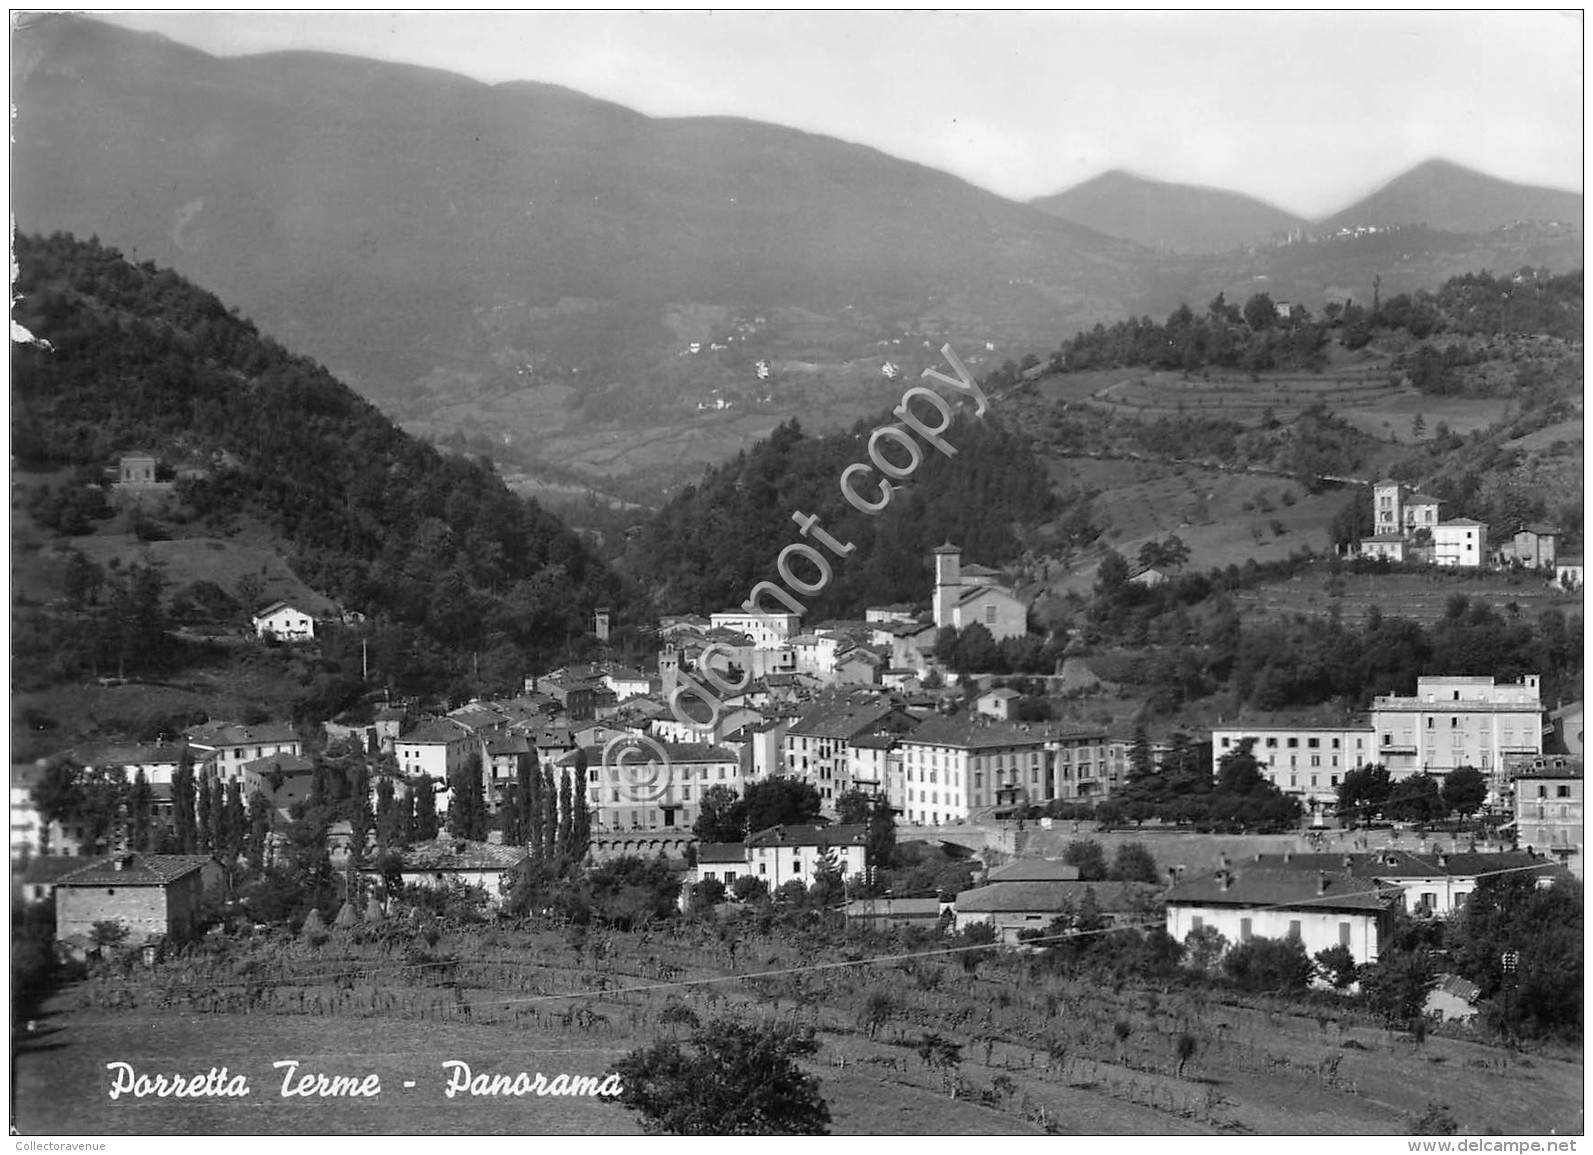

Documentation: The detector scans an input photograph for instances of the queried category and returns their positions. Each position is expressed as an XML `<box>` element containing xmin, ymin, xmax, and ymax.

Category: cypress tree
<box><xmin>526</xmin><ymin>751</ymin><xmax>544</xmax><ymax>857</ymax></box>
<box><xmin>128</xmin><ymin>768</ymin><xmax>153</xmax><ymax>852</ymax></box>
<box><xmin>541</xmin><ymin>765</ymin><xmax>557</xmax><ymax>862</ymax></box>
<box><xmin>351</xmin><ymin>761</ymin><xmax>372</xmax><ymax>862</ymax></box>
<box><xmin>247</xmin><ymin>790</ymin><xmax>271</xmax><ymax>870</ymax></box>
<box><xmin>196</xmin><ymin>767</ymin><xmax>214</xmax><ymax>853</ymax></box>
<box><xmin>557</xmin><ymin>769</ymin><xmax>573</xmax><ymax>860</ymax></box>
<box><xmin>414</xmin><ymin>774</ymin><xmax>439</xmax><ymax>841</ymax></box>
<box><xmin>571</xmin><ymin>746</ymin><xmax>591</xmax><ymax>857</ymax></box>
<box><xmin>208</xmin><ymin>776</ymin><xmax>226</xmax><ymax>855</ymax></box>
<box><xmin>374</xmin><ymin>776</ymin><xmax>396</xmax><ymax>850</ymax></box>
<box><xmin>224</xmin><ymin>779</ymin><xmax>247</xmax><ymax>865</ymax></box>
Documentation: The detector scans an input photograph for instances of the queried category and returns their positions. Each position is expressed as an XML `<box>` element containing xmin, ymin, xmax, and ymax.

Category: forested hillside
<box><xmin>622</xmin><ymin>414</ymin><xmax>1056</xmax><ymax>618</ymax></box>
<box><xmin>12</xmin><ymin>231</ymin><xmax>627</xmax><ymax>697</ymax></box>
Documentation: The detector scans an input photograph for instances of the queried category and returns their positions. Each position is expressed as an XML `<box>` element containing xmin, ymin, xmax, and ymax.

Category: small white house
<box><xmin>743</xmin><ymin>824</ymin><xmax>867</xmax><ymax>892</ymax></box>
<box><xmin>252</xmin><ymin>602</ymin><xmax>316</xmax><ymax>642</ymax></box>
<box><xmin>1165</xmin><ymin>868</ymin><xmax>1402</xmax><ymax>966</ymax></box>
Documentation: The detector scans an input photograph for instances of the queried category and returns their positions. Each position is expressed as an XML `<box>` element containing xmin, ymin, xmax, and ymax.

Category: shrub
<box><xmin>1222</xmin><ymin>935</ymin><xmax>1312</xmax><ymax>992</ymax></box>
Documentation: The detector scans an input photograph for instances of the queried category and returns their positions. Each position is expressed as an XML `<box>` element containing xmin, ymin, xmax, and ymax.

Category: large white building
<box><xmin>1369</xmin><ymin>675</ymin><xmax>1542</xmax><ymax>778</ymax></box>
<box><xmin>1210</xmin><ymin>724</ymin><xmax>1376</xmax><ymax>809</ymax></box>
<box><xmin>892</xmin><ymin>715</ymin><xmax>1052</xmax><ymax>825</ymax></box>
<box><xmin>1165</xmin><ymin>868</ymin><xmax>1402</xmax><ymax>966</ymax></box>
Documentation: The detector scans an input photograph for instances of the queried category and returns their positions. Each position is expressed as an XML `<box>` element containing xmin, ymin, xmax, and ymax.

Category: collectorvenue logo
<box><xmin>602</xmin><ymin>343</ymin><xmax>991</xmax><ymax>803</ymax></box>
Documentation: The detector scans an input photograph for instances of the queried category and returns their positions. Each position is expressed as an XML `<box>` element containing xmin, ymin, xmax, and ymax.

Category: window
<box><xmin>1331</xmin><ymin>775</ymin><xmax>1340</xmax><ymax>787</ymax></box>
<box><xmin>1190</xmin><ymin>915</ymin><xmax>1203</xmax><ymax>931</ymax></box>
<box><xmin>1332</xmin><ymin>738</ymin><xmax>1341</xmax><ymax>749</ymax></box>
<box><xmin>1287</xmin><ymin>920</ymin><xmax>1301</xmax><ymax>941</ymax></box>
<box><xmin>1310</xmin><ymin>755</ymin><xmax>1320</xmax><ymax>768</ymax></box>
<box><xmin>985</xmin><ymin>605</ymin><xmax>997</xmax><ymax>625</ymax></box>
<box><xmin>1557</xmin><ymin>785</ymin><xmax>1572</xmax><ymax>798</ymax></box>
<box><xmin>1239</xmin><ymin>918</ymin><xmax>1252</xmax><ymax>942</ymax></box>
<box><xmin>1265</xmin><ymin>737</ymin><xmax>1278</xmax><ymax>748</ymax></box>
<box><xmin>1307</xmin><ymin>738</ymin><xmax>1320</xmax><ymax>749</ymax></box>
<box><xmin>1287</xmin><ymin>738</ymin><xmax>1298</xmax><ymax>748</ymax></box>
<box><xmin>1338</xmin><ymin>922</ymin><xmax>1352</xmax><ymax>946</ymax></box>
<box><xmin>759</xmin><ymin>863</ymin><xmax>767</xmax><ymax>875</ymax></box>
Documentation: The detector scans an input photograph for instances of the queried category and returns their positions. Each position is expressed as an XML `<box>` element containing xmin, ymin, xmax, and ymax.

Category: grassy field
<box><xmin>14</xmin><ymin>913</ymin><xmax>1581</xmax><ymax>1137</ymax></box>
<box><xmin>1231</xmin><ymin>568</ymin><xmax>1581</xmax><ymax>628</ymax></box>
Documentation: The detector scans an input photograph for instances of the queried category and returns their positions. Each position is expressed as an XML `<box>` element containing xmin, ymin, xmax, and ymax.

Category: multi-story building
<box><xmin>579</xmin><ymin>741</ymin><xmax>741</xmax><ymax>833</ymax></box>
<box><xmin>183</xmin><ymin>722</ymin><xmax>302</xmax><ymax>783</ymax></box>
<box><xmin>1432</xmin><ymin>519</ymin><xmax>1488</xmax><ymax>568</ymax></box>
<box><xmin>1209</xmin><ymin>724</ymin><xmax>1376</xmax><ymax>809</ymax></box>
<box><xmin>708</xmin><ymin>610</ymin><xmax>801</xmax><ymax>650</ymax></box>
<box><xmin>784</xmin><ymin>691</ymin><xmax>915</xmax><ymax>810</ymax></box>
<box><xmin>1370</xmin><ymin>675</ymin><xmax>1542</xmax><ymax>778</ymax></box>
<box><xmin>892</xmin><ymin>715</ymin><xmax>1051</xmax><ymax>824</ymax></box>
<box><xmin>392</xmin><ymin>718</ymin><xmax>472</xmax><ymax>783</ymax></box>
<box><xmin>1047</xmin><ymin>728</ymin><xmax>1113</xmax><ymax>800</ymax></box>
<box><xmin>1512</xmin><ymin>759</ymin><xmax>1582</xmax><ymax>877</ymax></box>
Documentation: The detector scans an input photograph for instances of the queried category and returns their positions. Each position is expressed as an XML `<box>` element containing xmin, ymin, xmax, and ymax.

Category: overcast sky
<box><xmin>98</xmin><ymin>9</ymin><xmax>1583</xmax><ymax>218</ymax></box>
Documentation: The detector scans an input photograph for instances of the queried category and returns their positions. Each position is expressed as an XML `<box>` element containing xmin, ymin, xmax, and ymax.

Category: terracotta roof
<box><xmin>986</xmin><ymin>859</ymin><xmax>1081</xmax><ymax>883</ymax></box>
<box><xmin>399</xmin><ymin>719</ymin><xmax>469</xmax><ymax>745</ymax></box>
<box><xmin>956</xmin><ymin>880</ymin><xmax>1155</xmax><ymax>913</ymax></box>
<box><xmin>745</xmin><ymin>824</ymin><xmax>865</xmax><ymax>849</ymax></box>
<box><xmin>1166</xmin><ymin>869</ymin><xmax>1403</xmax><ymax>912</ymax></box>
<box><xmin>787</xmin><ymin>692</ymin><xmax>906</xmax><ymax>740</ymax></box>
<box><xmin>696</xmin><ymin>842</ymin><xmax>746</xmax><ymax>864</ymax></box>
<box><xmin>240</xmin><ymin>752</ymin><xmax>316</xmax><ymax>777</ymax></box>
<box><xmin>57</xmin><ymin>854</ymin><xmax>214</xmax><ymax>887</ymax></box>
<box><xmin>897</xmin><ymin>715</ymin><xmax>1048</xmax><ymax>751</ymax></box>
<box><xmin>20</xmin><ymin>855</ymin><xmax>108</xmax><ymax>884</ymax></box>
<box><xmin>184</xmin><ymin>721</ymin><xmax>298</xmax><ymax>747</ymax></box>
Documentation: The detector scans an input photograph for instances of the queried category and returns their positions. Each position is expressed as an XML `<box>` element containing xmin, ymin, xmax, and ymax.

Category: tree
<box><xmin>1314</xmin><ymin>943</ymin><xmax>1358</xmax><ymax>989</ymax></box>
<box><xmin>246</xmin><ymin>789</ymin><xmax>271</xmax><ymax>870</ymax></box>
<box><xmin>835</xmin><ymin>788</ymin><xmax>873</xmax><ymax>826</ymax></box>
<box><xmin>1223</xmin><ymin>935</ymin><xmax>1313</xmax><ymax>992</ymax></box>
<box><xmin>741</xmin><ymin>778</ymin><xmax>823</xmax><ymax>835</ymax></box>
<box><xmin>1062</xmin><ymin>839</ymin><xmax>1107</xmax><ymax>881</ymax></box>
<box><xmin>1108</xmin><ymin>842</ymin><xmax>1160</xmax><ymax>884</ymax></box>
<box><xmin>694</xmin><ymin>785</ymin><xmax>745</xmax><ymax>843</ymax></box>
<box><xmin>605</xmin><ymin>1018</ymin><xmax>830</xmax><ymax>1135</ymax></box>
<box><xmin>571</xmin><ymin>750</ymin><xmax>592</xmax><ymax>863</ymax></box>
<box><xmin>1128</xmin><ymin>725</ymin><xmax>1154</xmax><ymax>779</ymax></box>
<box><xmin>413</xmin><ymin>775</ymin><xmax>439</xmax><ymax>841</ymax></box>
<box><xmin>195</xmin><ymin>767</ymin><xmax>214</xmax><ymax>854</ymax></box>
<box><xmin>30</xmin><ymin>760</ymin><xmax>81</xmax><ymax>855</ymax></box>
<box><xmin>865</xmin><ymin>797</ymin><xmax>897</xmax><ymax>870</ymax></box>
<box><xmin>557</xmin><ymin>769</ymin><xmax>574</xmax><ymax>860</ymax></box>
<box><xmin>127</xmin><ymin>769</ymin><xmax>153</xmax><ymax>853</ymax></box>
<box><xmin>1385</xmin><ymin>772</ymin><xmax>1444</xmax><ymax>824</ymax></box>
<box><xmin>1336</xmin><ymin>763</ymin><xmax>1392</xmax><ymax>824</ymax></box>
<box><xmin>1183</xmin><ymin>925</ymin><xmax>1228</xmax><ymax>974</ymax></box>
<box><xmin>541</xmin><ymin>766</ymin><xmax>558</xmax><ymax>858</ymax></box>
<box><xmin>223</xmin><ymin>779</ymin><xmax>247</xmax><ymax>865</ymax></box>
<box><xmin>1441</xmin><ymin>766</ymin><xmax>1487</xmax><ymax>818</ymax></box>
<box><xmin>449</xmin><ymin>753</ymin><xmax>487</xmax><ymax>841</ymax></box>
<box><xmin>1174</xmin><ymin>1032</ymin><xmax>1199</xmax><ymax>1078</ymax></box>
<box><xmin>349</xmin><ymin>761</ymin><xmax>372</xmax><ymax>861</ymax></box>
<box><xmin>1358</xmin><ymin>948</ymin><xmax>1434</xmax><ymax>1028</ymax></box>
<box><xmin>1243</xmin><ymin>292</ymin><xmax>1278</xmax><ymax>331</ymax></box>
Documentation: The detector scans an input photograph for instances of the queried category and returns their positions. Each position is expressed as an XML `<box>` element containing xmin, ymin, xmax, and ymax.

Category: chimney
<box><xmin>1437</xmin><ymin>853</ymin><xmax>1448</xmax><ymax>869</ymax></box>
<box><xmin>1218</xmin><ymin>852</ymin><xmax>1231</xmax><ymax>871</ymax></box>
<box><xmin>1317</xmin><ymin>872</ymin><xmax>1330</xmax><ymax>895</ymax></box>
<box><xmin>1218</xmin><ymin>870</ymin><xmax>1233</xmax><ymax>892</ymax></box>
<box><xmin>114</xmin><ymin>854</ymin><xmax>133</xmax><ymax>872</ymax></box>
<box><xmin>1283</xmin><ymin>851</ymin><xmax>1292</xmax><ymax>863</ymax></box>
